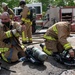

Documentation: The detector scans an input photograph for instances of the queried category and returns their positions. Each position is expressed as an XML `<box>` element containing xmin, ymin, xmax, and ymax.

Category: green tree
<box><xmin>53</xmin><ymin>0</ymin><xmax>75</xmax><ymax>6</ymax></box>
<box><xmin>66</xmin><ymin>0</ymin><xmax>75</xmax><ymax>6</ymax></box>
<box><xmin>0</xmin><ymin>0</ymin><xmax>20</xmax><ymax>12</ymax></box>
<box><xmin>0</xmin><ymin>0</ymin><xmax>75</xmax><ymax>12</ymax></box>
<box><xmin>52</xmin><ymin>0</ymin><xmax>66</xmax><ymax>6</ymax></box>
<box><xmin>38</xmin><ymin>0</ymin><xmax>50</xmax><ymax>12</ymax></box>
<box><xmin>38</xmin><ymin>0</ymin><xmax>75</xmax><ymax>12</ymax></box>
<box><xmin>0</xmin><ymin>0</ymin><xmax>32</xmax><ymax>12</ymax></box>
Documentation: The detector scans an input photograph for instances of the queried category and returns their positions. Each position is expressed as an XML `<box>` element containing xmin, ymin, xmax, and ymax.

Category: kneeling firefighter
<box><xmin>0</xmin><ymin>12</ymin><xmax>26</xmax><ymax>63</ymax></box>
<box><xmin>43</xmin><ymin>21</ymin><xmax>75</xmax><ymax>58</ymax></box>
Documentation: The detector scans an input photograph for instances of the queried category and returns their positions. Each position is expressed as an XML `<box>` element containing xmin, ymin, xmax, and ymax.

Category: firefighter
<box><xmin>19</xmin><ymin>1</ymin><xmax>32</xmax><ymax>44</ymax></box>
<box><xmin>0</xmin><ymin>12</ymin><xmax>26</xmax><ymax>63</ymax></box>
<box><xmin>2</xmin><ymin>2</ymin><xmax>15</xmax><ymax>20</ymax></box>
<box><xmin>43</xmin><ymin>21</ymin><xmax>75</xmax><ymax>58</ymax></box>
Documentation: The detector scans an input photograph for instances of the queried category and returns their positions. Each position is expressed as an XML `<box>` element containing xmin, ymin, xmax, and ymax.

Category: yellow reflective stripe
<box><xmin>21</xmin><ymin>18</ymin><xmax>32</xmax><ymax>25</ymax></box>
<box><xmin>64</xmin><ymin>43</ymin><xmax>72</xmax><ymax>50</ymax></box>
<box><xmin>15</xmin><ymin>33</ymin><xmax>20</xmax><ymax>37</ymax></box>
<box><xmin>44</xmin><ymin>34</ymin><xmax>56</xmax><ymax>41</ymax></box>
<box><xmin>6</xmin><ymin>30</ymin><xmax>20</xmax><ymax>38</ymax></box>
<box><xmin>28</xmin><ymin>38</ymin><xmax>32</xmax><ymax>41</ymax></box>
<box><xmin>25</xmin><ymin>19</ymin><xmax>31</xmax><ymax>22</ymax></box>
<box><xmin>22</xmin><ymin>31</ymin><xmax>25</xmax><ymax>41</ymax></box>
<box><xmin>22</xmin><ymin>38</ymin><xmax>28</xmax><ymax>41</ymax></box>
<box><xmin>0</xmin><ymin>48</ymin><xmax>9</xmax><ymax>52</ymax></box>
<box><xmin>31</xmin><ymin>22</ymin><xmax>32</xmax><ymax>25</ymax></box>
<box><xmin>1</xmin><ymin>53</ymin><xmax>8</xmax><ymax>62</ymax></box>
<box><xmin>28</xmin><ymin>11</ymin><xmax>30</xmax><ymax>15</ymax></box>
<box><xmin>43</xmin><ymin>46</ymin><xmax>52</xmax><ymax>55</ymax></box>
<box><xmin>10</xmin><ymin>15</ymin><xmax>12</xmax><ymax>18</ymax></box>
<box><xmin>21</xmin><ymin>44</ymin><xmax>25</xmax><ymax>49</ymax></box>
<box><xmin>21</xmin><ymin>18</ymin><xmax>31</xmax><ymax>22</ymax></box>
<box><xmin>21</xmin><ymin>18</ymin><xmax>25</xmax><ymax>21</ymax></box>
<box><xmin>52</xmin><ymin>24</ymin><xmax>58</xmax><ymax>34</ymax></box>
<box><xmin>5</xmin><ymin>31</ymin><xmax>12</xmax><ymax>38</ymax></box>
<box><xmin>22</xmin><ymin>31</ymin><xmax>27</xmax><ymax>41</ymax></box>
<box><xmin>30</xmin><ymin>22</ymin><xmax>32</xmax><ymax>25</ymax></box>
<box><xmin>25</xmin><ymin>20</ymin><xmax>32</xmax><ymax>25</ymax></box>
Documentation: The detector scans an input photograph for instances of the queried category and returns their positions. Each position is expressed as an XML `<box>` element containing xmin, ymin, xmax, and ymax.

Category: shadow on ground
<box><xmin>46</xmin><ymin>56</ymin><xmax>75</xmax><ymax>69</ymax></box>
<box><xmin>0</xmin><ymin>59</ymin><xmax>18</xmax><ymax>75</ymax></box>
<box><xmin>22</xmin><ymin>61</ymin><xmax>47</xmax><ymax>71</ymax></box>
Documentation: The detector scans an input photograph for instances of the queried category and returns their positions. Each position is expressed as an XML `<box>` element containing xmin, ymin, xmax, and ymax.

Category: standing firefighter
<box><xmin>19</xmin><ymin>1</ymin><xmax>32</xmax><ymax>44</ymax></box>
<box><xmin>0</xmin><ymin>12</ymin><xmax>26</xmax><ymax>63</ymax></box>
<box><xmin>2</xmin><ymin>2</ymin><xmax>15</xmax><ymax>20</ymax></box>
<box><xmin>43</xmin><ymin>21</ymin><xmax>75</xmax><ymax>58</ymax></box>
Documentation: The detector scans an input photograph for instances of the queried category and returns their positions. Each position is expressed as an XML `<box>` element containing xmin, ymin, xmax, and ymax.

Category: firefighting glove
<box><xmin>16</xmin><ymin>26</ymin><xmax>21</xmax><ymax>33</ymax></box>
<box><xmin>11</xmin><ymin>29</ymin><xmax>17</xmax><ymax>35</ymax></box>
<box><xmin>69</xmin><ymin>49</ymin><xmax>74</xmax><ymax>58</ymax></box>
<box><xmin>11</xmin><ymin>26</ymin><xmax>21</xmax><ymax>34</ymax></box>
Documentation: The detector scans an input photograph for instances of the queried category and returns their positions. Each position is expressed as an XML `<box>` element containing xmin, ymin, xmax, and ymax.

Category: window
<box><xmin>13</xmin><ymin>8</ymin><xmax>22</xmax><ymax>16</ymax></box>
<box><xmin>16</xmin><ymin>9</ymin><xmax>23</xmax><ymax>15</ymax></box>
<box><xmin>34</xmin><ymin>6</ymin><xmax>41</xmax><ymax>14</ymax></box>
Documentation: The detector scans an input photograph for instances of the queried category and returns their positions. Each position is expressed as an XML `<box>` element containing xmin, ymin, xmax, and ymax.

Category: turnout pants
<box><xmin>44</xmin><ymin>40</ymin><xmax>64</xmax><ymax>55</ymax></box>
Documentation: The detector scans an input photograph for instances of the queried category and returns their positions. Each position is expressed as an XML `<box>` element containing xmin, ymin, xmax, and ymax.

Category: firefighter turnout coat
<box><xmin>0</xmin><ymin>21</ymin><xmax>25</xmax><ymax>62</ymax></box>
<box><xmin>43</xmin><ymin>21</ymin><xmax>72</xmax><ymax>55</ymax></box>
<box><xmin>3</xmin><ymin>8</ymin><xmax>15</xmax><ymax>20</ymax></box>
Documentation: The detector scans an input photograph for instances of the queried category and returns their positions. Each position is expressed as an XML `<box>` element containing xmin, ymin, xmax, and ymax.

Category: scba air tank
<box><xmin>32</xmin><ymin>47</ymin><xmax>48</xmax><ymax>61</ymax></box>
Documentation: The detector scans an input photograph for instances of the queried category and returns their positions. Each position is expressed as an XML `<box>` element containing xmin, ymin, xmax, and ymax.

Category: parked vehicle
<box><xmin>26</xmin><ymin>2</ymin><xmax>43</xmax><ymax>27</ymax></box>
<box><xmin>43</xmin><ymin>6</ymin><xmax>75</xmax><ymax>28</ymax></box>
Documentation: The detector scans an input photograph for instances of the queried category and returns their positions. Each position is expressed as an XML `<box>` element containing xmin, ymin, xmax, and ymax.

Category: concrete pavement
<box><xmin>0</xmin><ymin>30</ymin><xmax>75</xmax><ymax>75</ymax></box>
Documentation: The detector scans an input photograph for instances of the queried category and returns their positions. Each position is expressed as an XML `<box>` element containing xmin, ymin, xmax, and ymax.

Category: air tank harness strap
<box><xmin>7</xmin><ymin>40</ymin><xmax>18</xmax><ymax>62</ymax></box>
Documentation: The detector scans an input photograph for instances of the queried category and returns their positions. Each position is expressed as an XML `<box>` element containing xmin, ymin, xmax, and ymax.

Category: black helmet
<box><xmin>19</xmin><ymin>1</ymin><xmax>26</xmax><ymax>6</ymax></box>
